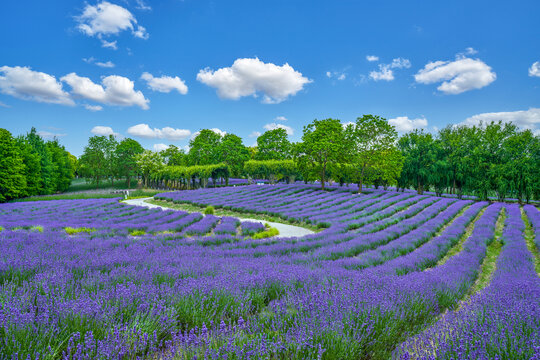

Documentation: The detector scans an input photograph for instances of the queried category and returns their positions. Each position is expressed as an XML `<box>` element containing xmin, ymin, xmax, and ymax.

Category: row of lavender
<box><xmin>0</xmin><ymin>184</ymin><xmax>538</xmax><ymax>359</ymax></box>
<box><xmin>0</xmin><ymin>198</ymin><xmax>264</xmax><ymax>237</ymax></box>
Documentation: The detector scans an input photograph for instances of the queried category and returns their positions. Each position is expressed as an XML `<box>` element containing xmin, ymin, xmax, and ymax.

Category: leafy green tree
<box><xmin>398</xmin><ymin>130</ymin><xmax>436</xmax><ymax>195</ymax></box>
<box><xmin>116</xmin><ymin>138</ymin><xmax>144</xmax><ymax>188</ymax></box>
<box><xmin>160</xmin><ymin>145</ymin><xmax>186</xmax><ymax>166</ymax></box>
<box><xmin>135</xmin><ymin>150</ymin><xmax>164</xmax><ymax>187</ymax></box>
<box><xmin>255</xmin><ymin>128</ymin><xmax>292</xmax><ymax>160</ymax></box>
<box><xmin>79</xmin><ymin>136</ymin><xmax>109</xmax><ymax>187</ymax></box>
<box><xmin>47</xmin><ymin>139</ymin><xmax>74</xmax><ymax>192</ymax></box>
<box><xmin>218</xmin><ymin>134</ymin><xmax>250</xmax><ymax>176</ymax></box>
<box><xmin>15</xmin><ymin>136</ymin><xmax>42</xmax><ymax>197</ymax></box>
<box><xmin>345</xmin><ymin>115</ymin><xmax>401</xmax><ymax>193</ymax></box>
<box><xmin>0</xmin><ymin>129</ymin><xmax>26</xmax><ymax>202</ymax></box>
<box><xmin>188</xmin><ymin>129</ymin><xmax>222</xmax><ymax>165</ymax></box>
<box><xmin>26</xmin><ymin>127</ymin><xmax>54</xmax><ymax>194</ymax></box>
<box><xmin>438</xmin><ymin>125</ymin><xmax>471</xmax><ymax>196</ymax></box>
<box><xmin>296</xmin><ymin>118</ymin><xmax>346</xmax><ymax>190</ymax></box>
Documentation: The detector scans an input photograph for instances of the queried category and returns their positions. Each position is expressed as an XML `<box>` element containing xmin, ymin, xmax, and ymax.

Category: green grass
<box><xmin>66</xmin><ymin>178</ymin><xmax>137</xmax><ymax>192</ymax></box>
<box><xmin>12</xmin><ymin>189</ymin><xmax>166</xmax><ymax>202</ymax></box>
<box><xmin>148</xmin><ymin>199</ymin><xmax>320</xmax><ymax>232</ymax></box>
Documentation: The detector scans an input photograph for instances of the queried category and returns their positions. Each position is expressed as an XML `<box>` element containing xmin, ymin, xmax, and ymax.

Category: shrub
<box><xmin>129</xmin><ymin>229</ymin><xmax>146</xmax><ymax>236</ymax></box>
<box><xmin>204</xmin><ymin>206</ymin><xmax>215</xmax><ymax>215</ymax></box>
<box><xmin>251</xmin><ymin>227</ymin><xmax>280</xmax><ymax>239</ymax></box>
<box><xmin>65</xmin><ymin>227</ymin><xmax>96</xmax><ymax>235</ymax></box>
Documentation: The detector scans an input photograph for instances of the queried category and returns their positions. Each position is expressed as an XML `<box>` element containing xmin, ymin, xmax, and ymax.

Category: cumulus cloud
<box><xmin>37</xmin><ymin>130</ymin><xmax>67</xmax><ymax>139</ymax></box>
<box><xmin>61</xmin><ymin>73</ymin><xmax>149</xmax><ymax>109</ymax></box>
<box><xmin>85</xmin><ymin>104</ymin><xmax>103</xmax><ymax>111</ymax></box>
<box><xmin>369</xmin><ymin>57</ymin><xmax>411</xmax><ymax>81</ymax></box>
<box><xmin>91</xmin><ymin>125</ymin><xmax>118</xmax><ymax>136</ymax></box>
<box><xmin>76</xmin><ymin>1</ymin><xmax>148</xmax><ymax>46</ymax></box>
<box><xmin>197</xmin><ymin>57</ymin><xmax>311</xmax><ymax>104</ymax></box>
<box><xmin>153</xmin><ymin>143</ymin><xmax>168</xmax><ymax>152</ymax></box>
<box><xmin>127</xmin><ymin>123</ymin><xmax>191</xmax><ymax>140</ymax></box>
<box><xmin>274</xmin><ymin>116</ymin><xmax>287</xmax><ymax>122</ymax></box>
<box><xmin>0</xmin><ymin>66</ymin><xmax>74</xmax><ymax>105</ymax></box>
<box><xmin>366</xmin><ymin>55</ymin><xmax>379</xmax><ymax>62</ymax></box>
<box><xmin>191</xmin><ymin>128</ymin><xmax>226</xmax><ymax>140</ymax></box>
<box><xmin>249</xmin><ymin>131</ymin><xmax>261</xmax><ymax>138</ymax></box>
<box><xmin>415</xmin><ymin>57</ymin><xmax>496</xmax><ymax>94</ymax></box>
<box><xmin>529</xmin><ymin>61</ymin><xmax>540</xmax><ymax>77</ymax></box>
<box><xmin>388</xmin><ymin>116</ymin><xmax>428</xmax><ymax>132</ymax></box>
<box><xmin>135</xmin><ymin>0</ymin><xmax>151</xmax><ymax>11</ymax></box>
<box><xmin>140</xmin><ymin>72</ymin><xmax>188</xmax><ymax>94</ymax></box>
<box><xmin>462</xmin><ymin>108</ymin><xmax>540</xmax><ymax>135</ymax></box>
<box><xmin>263</xmin><ymin>123</ymin><xmax>294</xmax><ymax>135</ymax></box>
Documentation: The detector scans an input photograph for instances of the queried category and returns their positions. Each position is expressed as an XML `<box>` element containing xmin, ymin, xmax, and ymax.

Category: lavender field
<box><xmin>1</xmin><ymin>184</ymin><xmax>539</xmax><ymax>359</ymax></box>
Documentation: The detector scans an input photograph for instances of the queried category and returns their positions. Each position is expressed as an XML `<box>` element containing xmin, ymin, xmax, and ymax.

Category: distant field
<box><xmin>0</xmin><ymin>184</ymin><xmax>538</xmax><ymax>359</ymax></box>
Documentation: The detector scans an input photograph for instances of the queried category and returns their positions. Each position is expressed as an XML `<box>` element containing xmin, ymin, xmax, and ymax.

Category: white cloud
<box><xmin>101</xmin><ymin>39</ymin><xmax>118</xmax><ymax>50</ymax></box>
<box><xmin>263</xmin><ymin>123</ymin><xmax>294</xmax><ymax>135</ymax></box>
<box><xmin>465</xmin><ymin>47</ymin><xmax>478</xmax><ymax>55</ymax></box>
<box><xmin>528</xmin><ymin>61</ymin><xmax>540</xmax><ymax>77</ymax></box>
<box><xmin>85</xmin><ymin>104</ymin><xmax>103</xmax><ymax>111</ymax></box>
<box><xmin>388</xmin><ymin>116</ymin><xmax>428</xmax><ymax>132</ymax></box>
<box><xmin>342</xmin><ymin>121</ymin><xmax>355</xmax><ymax>128</ymax></box>
<box><xmin>61</xmin><ymin>73</ymin><xmax>149</xmax><ymax>109</ymax></box>
<box><xmin>95</xmin><ymin>61</ymin><xmax>115</xmax><ymax>68</ymax></box>
<box><xmin>127</xmin><ymin>123</ymin><xmax>191</xmax><ymax>140</ymax></box>
<box><xmin>197</xmin><ymin>57</ymin><xmax>311</xmax><ymax>104</ymax></box>
<box><xmin>37</xmin><ymin>130</ymin><xmax>67</xmax><ymax>139</ymax></box>
<box><xmin>366</xmin><ymin>55</ymin><xmax>379</xmax><ymax>62</ymax></box>
<box><xmin>91</xmin><ymin>125</ymin><xmax>117</xmax><ymax>136</ymax></box>
<box><xmin>369</xmin><ymin>57</ymin><xmax>411</xmax><ymax>81</ymax></box>
<box><xmin>249</xmin><ymin>131</ymin><xmax>261</xmax><ymax>138</ymax></box>
<box><xmin>0</xmin><ymin>66</ymin><xmax>74</xmax><ymax>105</ymax></box>
<box><xmin>462</xmin><ymin>108</ymin><xmax>540</xmax><ymax>135</ymax></box>
<box><xmin>83</xmin><ymin>57</ymin><xmax>96</xmax><ymax>64</ymax></box>
<box><xmin>76</xmin><ymin>1</ymin><xmax>148</xmax><ymax>44</ymax></box>
<box><xmin>414</xmin><ymin>57</ymin><xmax>496</xmax><ymax>94</ymax></box>
<box><xmin>140</xmin><ymin>72</ymin><xmax>188</xmax><ymax>94</ymax></box>
<box><xmin>274</xmin><ymin>116</ymin><xmax>287</xmax><ymax>122</ymax></box>
<box><xmin>153</xmin><ymin>143</ymin><xmax>168</xmax><ymax>152</ymax></box>
<box><xmin>0</xmin><ymin>101</ymin><xmax>10</xmax><ymax>108</ymax></box>
<box><xmin>135</xmin><ymin>0</ymin><xmax>151</xmax><ymax>11</ymax></box>
<box><xmin>191</xmin><ymin>128</ymin><xmax>226</xmax><ymax>140</ymax></box>
<box><xmin>326</xmin><ymin>70</ymin><xmax>347</xmax><ymax>81</ymax></box>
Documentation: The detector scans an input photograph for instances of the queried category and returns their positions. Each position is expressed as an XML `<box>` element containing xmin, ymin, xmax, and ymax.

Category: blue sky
<box><xmin>1</xmin><ymin>0</ymin><xmax>539</xmax><ymax>156</ymax></box>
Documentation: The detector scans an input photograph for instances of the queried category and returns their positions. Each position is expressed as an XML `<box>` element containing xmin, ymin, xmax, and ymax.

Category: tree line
<box><xmin>1</xmin><ymin>116</ymin><xmax>538</xmax><ymax>203</ymax></box>
<box><xmin>0</xmin><ymin>128</ymin><xmax>75</xmax><ymax>202</ymax></box>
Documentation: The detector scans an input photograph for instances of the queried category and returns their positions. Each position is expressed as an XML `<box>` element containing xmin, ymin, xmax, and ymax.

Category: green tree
<box><xmin>218</xmin><ymin>134</ymin><xmax>250</xmax><ymax>176</ymax></box>
<box><xmin>26</xmin><ymin>127</ymin><xmax>54</xmax><ymax>194</ymax></box>
<box><xmin>345</xmin><ymin>115</ymin><xmax>401</xmax><ymax>193</ymax></box>
<box><xmin>47</xmin><ymin>139</ymin><xmax>74</xmax><ymax>192</ymax></box>
<box><xmin>188</xmin><ymin>129</ymin><xmax>222</xmax><ymax>165</ymax></box>
<box><xmin>255</xmin><ymin>128</ymin><xmax>292</xmax><ymax>160</ymax></box>
<box><xmin>79</xmin><ymin>136</ymin><xmax>109</xmax><ymax>187</ymax></box>
<box><xmin>160</xmin><ymin>145</ymin><xmax>187</xmax><ymax>166</ymax></box>
<box><xmin>398</xmin><ymin>130</ymin><xmax>436</xmax><ymax>195</ymax></box>
<box><xmin>0</xmin><ymin>129</ymin><xmax>26</xmax><ymax>202</ymax></box>
<box><xmin>15</xmin><ymin>136</ymin><xmax>42</xmax><ymax>197</ymax></box>
<box><xmin>135</xmin><ymin>150</ymin><xmax>164</xmax><ymax>187</ymax></box>
<box><xmin>296</xmin><ymin>118</ymin><xmax>346</xmax><ymax>190</ymax></box>
<box><xmin>116</xmin><ymin>138</ymin><xmax>144</xmax><ymax>188</ymax></box>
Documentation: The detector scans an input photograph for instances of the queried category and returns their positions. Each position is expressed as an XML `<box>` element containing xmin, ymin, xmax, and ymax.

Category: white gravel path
<box><xmin>123</xmin><ymin>198</ymin><xmax>315</xmax><ymax>238</ymax></box>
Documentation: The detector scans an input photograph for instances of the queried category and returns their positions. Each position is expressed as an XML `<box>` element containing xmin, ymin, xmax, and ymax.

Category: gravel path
<box><xmin>123</xmin><ymin>198</ymin><xmax>315</xmax><ymax>238</ymax></box>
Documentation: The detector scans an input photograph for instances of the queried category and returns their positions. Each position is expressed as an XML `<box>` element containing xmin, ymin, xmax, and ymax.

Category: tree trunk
<box><xmin>418</xmin><ymin>183</ymin><xmax>424</xmax><ymax>195</ymax></box>
<box><xmin>321</xmin><ymin>167</ymin><xmax>326</xmax><ymax>191</ymax></box>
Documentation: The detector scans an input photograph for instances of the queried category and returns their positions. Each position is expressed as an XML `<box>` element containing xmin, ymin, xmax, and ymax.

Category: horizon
<box><xmin>1</xmin><ymin>0</ymin><xmax>539</xmax><ymax>156</ymax></box>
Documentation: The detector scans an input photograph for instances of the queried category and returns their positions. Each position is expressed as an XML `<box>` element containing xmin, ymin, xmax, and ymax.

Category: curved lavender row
<box><xmin>213</xmin><ymin>217</ymin><xmax>240</xmax><ymax>235</ymax></box>
<box><xmin>397</xmin><ymin>204</ymin><xmax>540</xmax><ymax>360</ymax></box>
<box><xmin>182</xmin><ymin>214</ymin><xmax>219</xmax><ymax>235</ymax></box>
<box><xmin>312</xmin><ymin>198</ymin><xmax>455</xmax><ymax>260</ymax></box>
<box><xmin>524</xmin><ymin>204</ymin><xmax>540</xmax><ymax>251</ymax></box>
<box><xmin>382</xmin><ymin>201</ymin><xmax>487</xmax><ymax>275</ymax></box>
<box><xmin>337</xmin><ymin>200</ymin><xmax>470</xmax><ymax>270</ymax></box>
<box><xmin>240</xmin><ymin>221</ymin><xmax>266</xmax><ymax>235</ymax></box>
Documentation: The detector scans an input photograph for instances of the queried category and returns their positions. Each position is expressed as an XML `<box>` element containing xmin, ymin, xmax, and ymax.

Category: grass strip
<box><xmin>521</xmin><ymin>207</ymin><xmax>540</xmax><ymax>275</ymax></box>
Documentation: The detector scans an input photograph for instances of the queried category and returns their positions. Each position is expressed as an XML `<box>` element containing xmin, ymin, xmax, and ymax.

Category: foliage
<box><xmin>243</xmin><ymin>159</ymin><xmax>299</xmax><ymax>184</ymax></box>
<box><xmin>152</xmin><ymin>163</ymin><xmax>230</xmax><ymax>189</ymax></box>
<box><xmin>160</xmin><ymin>145</ymin><xmax>187</xmax><ymax>166</ymax></box>
<box><xmin>116</xmin><ymin>138</ymin><xmax>144</xmax><ymax>188</ymax></box>
<box><xmin>217</xmin><ymin>134</ymin><xmax>250</xmax><ymax>177</ymax></box>
<box><xmin>0</xmin><ymin>129</ymin><xmax>26</xmax><ymax>202</ymax></box>
<box><xmin>255</xmin><ymin>128</ymin><xmax>292</xmax><ymax>160</ymax></box>
<box><xmin>135</xmin><ymin>150</ymin><xmax>165</xmax><ymax>187</ymax></box>
<box><xmin>64</xmin><ymin>227</ymin><xmax>96</xmax><ymax>235</ymax></box>
<box><xmin>204</xmin><ymin>205</ymin><xmax>215</xmax><ymax>215</ymax></box>
<box><xmin>398</xmin><ymin>130</ymin><xmax>436</xmax><ymax>194</ymax></box>
<box><xmin>295</xmin><ymin>118</ymin><xmax>347</xmax><ymax>190</ymax></box>
<box><xmin>188</xmin><ymin>129</ymin><xmax>223</xmax><ymax>165</ymax></box>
